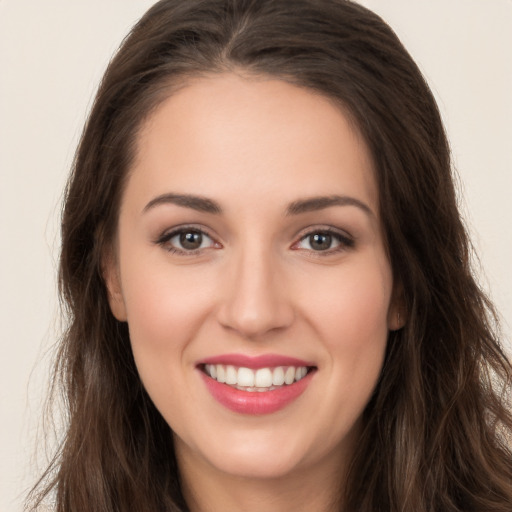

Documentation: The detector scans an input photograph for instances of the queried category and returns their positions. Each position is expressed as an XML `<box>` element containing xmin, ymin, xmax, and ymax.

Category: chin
<box><xmin>207</xmin><ymin>450</ymin><xmax>305</xmax><ymax>480</ymax></box>
<box><xmin>175</xmin><ymin>428</ymin><xmax>313</xmax><ymax>481</ymax></box>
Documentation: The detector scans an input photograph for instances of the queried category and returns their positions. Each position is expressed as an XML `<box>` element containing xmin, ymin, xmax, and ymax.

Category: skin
<box><xmin>105</xmin><ymin>73</ymin><xmax>402</xmax><ymax>512</ymax></box>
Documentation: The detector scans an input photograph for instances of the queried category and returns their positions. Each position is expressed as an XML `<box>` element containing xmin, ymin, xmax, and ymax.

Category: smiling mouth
<box><xmin>200</xmin><ymin>364</ymin><xmax>316</xmax><ymax>392</ymax></box>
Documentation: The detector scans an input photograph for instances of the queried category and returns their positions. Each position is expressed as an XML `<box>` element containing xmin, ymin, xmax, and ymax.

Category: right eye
<box><xmin>156</xmin><ymin>227</ymin><xmax>218</xmax><ymax>254</ymax></box>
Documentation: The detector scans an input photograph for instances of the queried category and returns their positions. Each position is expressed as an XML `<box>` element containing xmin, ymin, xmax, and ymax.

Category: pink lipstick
<box><xmin>197</xmin><ymin>353</ymin><xmax>316</xmax><ymax>415</ymax></box>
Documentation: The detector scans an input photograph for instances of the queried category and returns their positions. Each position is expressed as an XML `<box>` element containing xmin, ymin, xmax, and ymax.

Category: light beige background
<box><xmin>1</xmin><ymin>1</ymin><xmax>511</xmax><ymax>510</ymax></box>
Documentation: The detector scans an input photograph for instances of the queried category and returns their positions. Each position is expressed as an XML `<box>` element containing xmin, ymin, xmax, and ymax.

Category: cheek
<box><xmin>119</xmin><ymin>255</ymin><xmax>217</xmax><ymax>368</ymax></box>
<box><xmin>302</xmin><ymin>256</ymin><xmax>391</xmax><ymax>414</ymax></box>
<box><xmin>305</xmin><ymin>257</ymin><xmax>391</xmax><ymax>347</ymax></box>
<box><xmin>119</xmin><ymin>260</ymin><xmax>221</xmax><ymax>423</ymax></box>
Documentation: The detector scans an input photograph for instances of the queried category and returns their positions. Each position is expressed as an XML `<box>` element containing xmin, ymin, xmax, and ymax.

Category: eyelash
<box><xmin>155</xmin><ymin>226</ymin><xmax>355</xmax><ymax>256</ymax></box>
<box><xmin>292</xmin><ymin>228</ymin><xmax>355</xmax><ymax>255</ymax></box>
<box><xmin>155</xmin><ymin>225</ymin><xmax>218</xmax><ymax>256</ymax></box>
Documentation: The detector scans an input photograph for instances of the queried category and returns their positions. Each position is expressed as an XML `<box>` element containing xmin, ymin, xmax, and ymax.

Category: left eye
<box><xmin>295</xmin><ymin>231</ymin><xmax>351</xmax><ymax>252</ymax></box>
<box><xmin>159</xmin><ymin>229</ymin><xmax>216</xmax><ymax>252</ymax></box>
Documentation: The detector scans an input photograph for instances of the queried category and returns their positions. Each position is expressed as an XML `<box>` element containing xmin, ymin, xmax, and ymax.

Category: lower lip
<box><xmin>199</xmin><ymin>370</ymin><xmax>314</xmax><ymax>415</ymax></box>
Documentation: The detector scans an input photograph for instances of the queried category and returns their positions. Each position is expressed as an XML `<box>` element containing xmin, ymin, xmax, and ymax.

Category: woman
<box><xmin>29</xmin><ymin>0</ymin><xmax>512</xmax><ymax>511</ymax></box>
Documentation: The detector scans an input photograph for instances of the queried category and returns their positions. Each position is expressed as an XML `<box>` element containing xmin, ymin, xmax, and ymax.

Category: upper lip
<box><xmin>197</xmin><ymin>353</ymin><xmax>315</xmax><ymax>369</ymax></box>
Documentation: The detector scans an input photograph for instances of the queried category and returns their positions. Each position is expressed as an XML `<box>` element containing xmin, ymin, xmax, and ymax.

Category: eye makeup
<box><xmin>154</xmin><ymin>223</ymin><xmax>355</xmax><ymax>258</ymax></box>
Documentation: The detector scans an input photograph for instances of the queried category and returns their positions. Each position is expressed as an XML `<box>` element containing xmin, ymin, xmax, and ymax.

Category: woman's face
<box><xmin>106</xmin><ymin>73</ymin><xmax>401</xmax><ymax>482</ymax></box>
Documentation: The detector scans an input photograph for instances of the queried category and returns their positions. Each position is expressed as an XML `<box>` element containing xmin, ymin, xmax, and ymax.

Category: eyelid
<box><xmin>154</xmin><ymin>223</ymin><xmax>354</xmax><ymax>256</ymax></box>
<box><xmin>291</xmin><ymin>226</ymin><xmax>355</xmax><ymax>253</ymax></box>
<box><xmin>155</xmin><ymin>224</ymin><xmax>221</xmax><ymax>254</ymax></box>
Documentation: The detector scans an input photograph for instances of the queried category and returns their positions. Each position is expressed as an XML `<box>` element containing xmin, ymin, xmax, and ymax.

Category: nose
<box><xmin>216</xmin><ymin>247</ymin><xmax>295</xmax><ymax>339</ymax></box>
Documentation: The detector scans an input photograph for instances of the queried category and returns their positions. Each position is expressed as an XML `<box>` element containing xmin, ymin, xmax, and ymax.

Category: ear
<box><xmin>102</xmin><ymin>248</ymin><xmax>127</xmax><ymax>322</ymax></box>
<box><xmin>387</xmin><ymin>281</ymin><xmax>406</xmax><ymax>331</ymax></box>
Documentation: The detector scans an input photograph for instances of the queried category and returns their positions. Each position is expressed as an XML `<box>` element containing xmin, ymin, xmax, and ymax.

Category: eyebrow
<box><xmin>143</xmin><ymin>193</ymin><xmax>222</xmax><ymax>214</ymax></box>
<box><xmin>285</xmin><ymin>195</ymin><xmax>374</xmax><ymax>217</ymax></box>
<box><xmin>143</xmin><ymin>192</ymin><xmax>373</xmax><ymax>217</ymax></box>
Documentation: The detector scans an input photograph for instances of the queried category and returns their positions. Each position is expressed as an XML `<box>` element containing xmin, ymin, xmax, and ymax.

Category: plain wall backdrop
<box><xmin>1</xmin><ymin>1</ymin><xmax>511</xmax><ymax>510</ymax></box>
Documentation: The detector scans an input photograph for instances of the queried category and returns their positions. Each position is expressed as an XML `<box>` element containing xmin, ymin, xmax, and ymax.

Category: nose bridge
<box><xmin>217</xmin><ymin>239</ymin><xmax>293</xmax><ymax>338</ymax></box>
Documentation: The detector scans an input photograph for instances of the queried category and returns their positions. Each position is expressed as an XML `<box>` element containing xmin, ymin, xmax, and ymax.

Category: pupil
<box><xmin>310</xmin><ymin>233</ymin><xmax>331</xmax><ymax>251</ymax></box>
<box><xmin>180</xmin><ymin>231</ymin><xmax>202</xmax><ymax>250</ymax></box>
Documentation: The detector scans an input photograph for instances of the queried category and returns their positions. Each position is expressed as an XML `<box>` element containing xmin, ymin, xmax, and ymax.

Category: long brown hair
<box><xmin>28</xmin><ymin>1</ymin><xmax>512</xmax><ymax>510</ymax></box>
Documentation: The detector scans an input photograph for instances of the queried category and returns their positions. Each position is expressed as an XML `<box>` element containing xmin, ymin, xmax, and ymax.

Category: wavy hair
<box><xmin>28</xmin><ymin>1</ymin><xmax>512</xmax><ymax>511</ymax></box>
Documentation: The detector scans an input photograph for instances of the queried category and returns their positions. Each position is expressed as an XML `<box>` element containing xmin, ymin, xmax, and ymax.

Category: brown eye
<box><xmin>294</xmin><ymin>229</ymin><xmax>354</xmax><ymax>254</ymax></box>
<box><xmin>179</xmin><ymin>231</ymin><xmax>203</xmax><ymax>250</ymax></box>
<box><xmin>308</xmin><ymin>233</ymin><xmax>333</xmax><ymax>251</ymax></box>
<box><xmin>299</xmin><ymin>232</ymin><xmax>339</xmax><ymax>252</ymax></box>
<box><xmin>157</xmin><ymin>228</ymin><xmax>217</xmax><ymax>253</ymax></box>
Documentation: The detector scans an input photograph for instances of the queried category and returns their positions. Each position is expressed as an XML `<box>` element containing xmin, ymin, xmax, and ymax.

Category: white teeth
<box><xmin>225</xmin><ymin>365</ymin><xmax>237</xmax><ymax>385</ymax></box>
<box><xmin>216</xmin><ymin>365</ymin><xmax>226</xmax><ymax>383</ymax></box>
<box><xmin>237</xmin><ymin>367</ymin><xmax>255</xmax><ymax>387</ymax></box>
<box><xmin>204</xmin><ymin>364</ymin><xmax>311</xmax><ymax>389</ymax></box>
<box><xmin>284</xmin><ymin>366</ymin><xmax>295</xmax><ymax>385</ymax></box>
<box><xmin>272</xmin><ymin>366</ymin><xmax>285</xmax><ymax>386</ymax></box>
<box><xmin>255</xmin><ymin>368</ymin><xmax>273</xmax><ymax>387</ymax></box>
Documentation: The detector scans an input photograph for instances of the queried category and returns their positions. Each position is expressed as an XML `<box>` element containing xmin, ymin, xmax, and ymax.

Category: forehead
<box><xmin>128</xmin><ymin>73</ymin><xmax>378</xmax><ymax>214</ymax></box>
